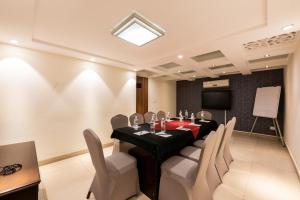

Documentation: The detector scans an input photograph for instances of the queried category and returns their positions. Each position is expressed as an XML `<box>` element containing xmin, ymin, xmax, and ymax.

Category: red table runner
<box><xmin>155</xmin><ymin>120</ymin><xmax>200</xmax><ymax>139</ymax></box>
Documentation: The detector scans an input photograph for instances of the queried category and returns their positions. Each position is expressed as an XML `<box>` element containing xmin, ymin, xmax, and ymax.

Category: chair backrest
<box><xmin>196</xmin><ymin>111</ymin><xmax>212</xmax><ymax>120</ymax></box>
<box><xmin>111</xmin><ymin>114</ymin><xmax>128</xmax><ymax>130</ymax></box>
<box><xmin>83</xmin><ymin>129</ymin><xmax>109</xmax><ymax>185</ymax></box>
<box><xmin>129</xmin><ymin>113</ymin><xmax>144</xmax><ymax>126</ymax></box>
<box><xmin>144</xmin><ymin>111</ymin><xmax>156</xmax><ymax>123</ymax></box>
<box><xmin>218</xmin><ymin>118</ymin><xmax>236</xmax><ymax>159</ymax></box>
<box><xmin>192</xmin><ymin>132</ymin><xmax>217</xmax><ymax>200</ymax></box>
<box><xmin>224</xmin><ymin>117</ymin><xmax>236</xmax><ymax>166</ymax></box>
<box><xmin>206</xmin><ymin>124</ymin><xmax>225</xmax><ymax>192</ymax></box>
<box><xmin>215</xmin><ymin>118</ymin><xmax>235</xmax><ymax>179</ymax></box>
<box><xmin>157</xmin><ymin>111</ymin><xmax>166</xmax><ymax>121</ymax></box>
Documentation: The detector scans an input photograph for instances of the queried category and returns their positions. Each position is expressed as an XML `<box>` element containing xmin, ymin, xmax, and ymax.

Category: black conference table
<box><xmin>111</xmin><ymin>118</ymin><xmax>218</xmax><ymax>200</ymax></box>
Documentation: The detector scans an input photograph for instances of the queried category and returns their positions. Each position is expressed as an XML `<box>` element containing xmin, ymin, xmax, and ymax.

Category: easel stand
<box><xmin>250</xmin><ymin>117</ymin><xmax>285</xmax><ymax>146</ymax></box>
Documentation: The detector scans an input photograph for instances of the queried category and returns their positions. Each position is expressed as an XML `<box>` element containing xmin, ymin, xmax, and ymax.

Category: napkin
<box><xmin>133</xmin><ymin>130</ymin><xmax>149</xmax><ymax>136</ymax></box>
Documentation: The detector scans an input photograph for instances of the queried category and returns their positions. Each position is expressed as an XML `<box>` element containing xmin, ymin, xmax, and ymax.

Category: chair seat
<box><xmin>180</xmin><ymin>146</ymin><xmax>202</xmax><ymax>162</ymax></box>
<box><xmin>106</xmin><ymin>152</ymin><xmax>137</xmax><ymax>175</ymax></box>
<box><xmin>161</xmin><ymin>156</ymin><xmax>198</xmax><ymax>185</ymax></box>
<box><xmin>193</xmin><ymin>139</ymin><xmax>204</xmax><ymax>148</ymax></box>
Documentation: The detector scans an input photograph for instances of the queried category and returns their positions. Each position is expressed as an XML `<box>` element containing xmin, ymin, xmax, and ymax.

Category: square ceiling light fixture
<box><xmin>112</xmin><ymin>13</ymin><xmax>165</xmax><ymax>46</ymax></box>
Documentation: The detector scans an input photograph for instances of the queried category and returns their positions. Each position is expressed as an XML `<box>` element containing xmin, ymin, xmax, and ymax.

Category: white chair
<box><xmin>223</xmin><ymin>118</ymin><xmax>236</xmax><ymax>167</ymax></box>
<box><xmin>83</xmin><ymin>129</ymin><xmax>140</xmax><ymax>200</ymax></box>
<box><xmin>144</xmin><ymin>111</ymin><xmax>156</xmax><ymax>123</ymax></box>
<box><xmin>157</xmin><ymin>111</ymin><xmax>166</xmax><ymax>121</ymax></box>
<box><xmin>159</xmin><ymin>132</ymin><xmax>218</xmax><ymax>200</ymax></box>
<box><xmin>196</xmin><ymin>111</ymin><xmax>212</xmax><ymax>120</ymax></box>
<box><xmin>111</xmin><ymin>114</ymin><xmax>128</xmax><ymax>130</ymax></box>
<box><xmin>215</xmin><ymin>117</ymin><xmax>236</xmax><ymax>179</ymax></box>
<box><xmin>179</xmin><ymin>124</ymin><xmax>225</xmax><ymax>162</ymax></box>
<box><xmin>129</xmin><ymin>113</ymin><xmax>144</xmax><ymax>126</ymax></box>
<box><xmin>111</xmin><ymin>114</ymin><xmax>135</xmax><ymax>153</ymax></box>
<box><xmin>159</xmin><ymin>125</ymin><xmax>242</xmax><ymax>200</ymax></box>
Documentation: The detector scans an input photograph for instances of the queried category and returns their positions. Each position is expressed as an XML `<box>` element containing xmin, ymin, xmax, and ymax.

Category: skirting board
<box><xmin>39</xmin><ymin>142</ymin><xmax>114</xmax><ymax>166</ymax></box>
<box><xmin>286</xmin><ymin>145</ymin><xmax>300</xmax><ymax>179</ymax></box>
<box><xmin>234</xmin><ymin>130</ymin><xmax>278</xmax><ymax>138</ymax></box>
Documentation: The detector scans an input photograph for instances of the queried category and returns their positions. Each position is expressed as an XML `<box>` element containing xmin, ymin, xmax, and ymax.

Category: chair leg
<box><xmin>86</xmin><ymin>191</ymin><xmax>91</xmax><ymax>199</ymax></box>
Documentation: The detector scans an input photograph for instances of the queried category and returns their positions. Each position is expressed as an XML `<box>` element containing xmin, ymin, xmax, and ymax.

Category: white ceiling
<box><xmin>0</xmin><ymin>0</ymin><xmax>300</xmax><ymax>80</ymax></box>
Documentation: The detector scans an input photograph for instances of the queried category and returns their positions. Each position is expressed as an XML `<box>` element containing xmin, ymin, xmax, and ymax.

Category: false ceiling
<box><xmin>0</xmin><ymin>0</ymin><xmax>300</xmax><ymax>80</ymax></box>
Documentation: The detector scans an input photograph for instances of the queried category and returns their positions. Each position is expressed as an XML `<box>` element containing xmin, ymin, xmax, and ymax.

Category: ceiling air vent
<box><xmin>191</xmin><ymin>50</ymin><xmax>225</xmax><ymax>62</ymax></box>
<box><xmin>209</xmin><ymin>63</ymin><xmax>234</xmax><ymax>70</ymax></box>
<box><xmin>249</xmin><ymin>54</ymin><xmax>288</xmax><ymax>64</ymax></box>
<box><xmin>180</xmin><ymin>70</ymin><xmax>196</xmax><ymax>75</ymax></box>
<box><xmin>137</xmin><ymin>70</ymin><xmax>157</xmax><ymax>77</ymax></box>
<box><xmin>158</xmin><ymin>62</ymin><xmax>180</xmax><ymax>69</ymax></box>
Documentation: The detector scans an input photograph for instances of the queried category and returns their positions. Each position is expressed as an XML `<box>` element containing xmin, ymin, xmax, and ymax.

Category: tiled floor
<box><xmin>39</xmin><ymin>132</ymin><xmax>300</xmax><ymax>200</ymax></box>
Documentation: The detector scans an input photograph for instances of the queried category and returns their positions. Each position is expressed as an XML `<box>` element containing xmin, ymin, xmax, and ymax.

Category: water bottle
<box><xmin>166</xmin><ymin>112</ymin><xmax>170</xmax><ymax>121</ymax></box>
<box><xmin>179</xmin><ymin>113</ymin><xmax>184</xmax><ymax>127</ymax></box>
<box><xmin>161</xmin><ymin>118</ymin><xmax>166</xmax><ymax>133</ymax></box>
<box><xmin>133</xmin><ymin>116</ymin><xmax>138</xmax><ymax>130</ymax></box>
<box><xmin>191</xmin><ymin>113</ymin><xmax>195</xmax><ymax>124</ymax></box>
<box><xmin>150</xmin><ymin>114</ymin><xmax>156</xmax><ymax>134</ymax></box>
<box><xmin>185</xmin><ymin>109</ymin><xmax>188</xmax><ymax>119</ymax></box>
<box><xmin>179</xmin><ymin>110</ymin><xmax>182</xmax><ymax>118</ymax></box>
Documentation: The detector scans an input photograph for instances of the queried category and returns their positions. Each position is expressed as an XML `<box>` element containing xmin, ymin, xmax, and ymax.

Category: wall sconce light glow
<box><xmin>89</xmin><ymin>58</ymin><xmax>96</xmax><ymax>62</ymax></box>
<box><xmin>133</xmin><ymin>68</ymin><xmax>137</xmax><ymax>71</ymax></box>
<box><xmin>222</xmin><ymin>71</ymin><xmax>226</xmax><ymax>74</ymax></box>
<box><xmin>177</xmin><ymin>55</ymin><xmax>183</xmax><ymax>59</ymax></box>
<box><xmin>178</xmin><ymin>70</ymin><xmax>181</xmax><ymax>73</ymax></box>
<box><xmin>192</xmin><ymin>75</ymin><xmax>196</xmax><ymax>78</ymax></box>
<box><xmin>266</xmin><ymin>65</ymin><xmax>269</xmax><ymax>69</ymax></box>
<box><xmin>282</xmin><ymin>24</ymin><xmax>294</xmax><ymax>31</ymax></box>
<box><xmin>9</xmin><ymin>40</ymin><xmax>19</xmax><ymax>45</ymax></box>
<box><xmin>264</xmin><ymin>54</ymin><xmax>270</xmax><ymax>58</ymax></box>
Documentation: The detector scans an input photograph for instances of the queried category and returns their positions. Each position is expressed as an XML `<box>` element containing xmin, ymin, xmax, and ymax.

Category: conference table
<box><xmin>111</xmin><ymin>118</ymin><xmax>218</xmax><ymax>200</ymax></box>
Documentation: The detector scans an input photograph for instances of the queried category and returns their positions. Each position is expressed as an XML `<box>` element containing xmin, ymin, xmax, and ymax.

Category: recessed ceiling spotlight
<box><xmin>9</xmin><ymin>40</ymin><xmax>19</xmax><ymax>45</ymax></box>
<box><xmin>282</xmin><ymin>24</ymin><xmax>294</xmax><ymax>31</ymax></box>
<box><xmin>177</xmin><ymin>55</ymin><xmax>183</xmax><ymax>59</ymax></box>
<box><xmin>133</xmin><ymin>68</ymin><xmax>137</xmax><ymax>71</ymax></box>
<box><xmin>264</xmin><ymin>54</ymin><xmax>270</xmax><ymax>58</ymax></box>
<box><xmin>89</xmin><ymin>58</ymin><xmax>96</xmax><ymax>62</ymax></box>
<box><xmin>112</xmin><ymin>13</ymin><xmax>165</xmax><ymax>46</ymax></box>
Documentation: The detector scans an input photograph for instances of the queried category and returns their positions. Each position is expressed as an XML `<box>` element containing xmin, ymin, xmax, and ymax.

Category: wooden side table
<box><xmin>0</xmin><ymin>142</ymin><xmax>40</xmax><ymax>200</ymax></box>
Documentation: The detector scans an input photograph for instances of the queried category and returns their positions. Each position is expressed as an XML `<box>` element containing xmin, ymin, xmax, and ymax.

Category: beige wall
<box><xmin>148</xmin><ymin>78</ymin><xmax>176</xmax><ymax>117</ymax></box>
<box><xmin>285</xmin><ymin>44</ymin><xmax>300</xmax><ymax>175</ymax></box>
<box><xmin>0</xmin><ymin>44</ymin><xmax>136</xmax><ymax>161</ymax></box>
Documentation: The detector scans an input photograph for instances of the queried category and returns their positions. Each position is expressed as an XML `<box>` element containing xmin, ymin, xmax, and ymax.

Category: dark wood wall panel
<box><xmin>136</xmin><ymin>76</ymin><xmax>148</xmax><ymax>114</ymax></box>
<box><xmin>176</xmin><ymin>69</ymin><xmax>284</xmax><ymax>135</ymax></box>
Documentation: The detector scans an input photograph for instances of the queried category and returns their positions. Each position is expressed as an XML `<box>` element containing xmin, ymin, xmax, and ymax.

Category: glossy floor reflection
<box><xmin>39</xmin><ymin>132</ymin><xmax>300</xmax><ymax>200</ymax></box>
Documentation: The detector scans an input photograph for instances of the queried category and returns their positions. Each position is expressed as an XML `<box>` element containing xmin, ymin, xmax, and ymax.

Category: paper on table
<box><xmin>176</xmin><ymin>127</ymin><xmax>191</xmax><ymax>131</ymax></box>
<box><xmin>189</xmin><ymin>123</ymin><xmax>201</xmax><ymax>126</ymax></box>
<box><xmin>133</xmin><ymin>130</ymin><xmax>149</xmax><ymax>136</ymax></box>
<box><xmin>155</xmin><ymin>131</ymin><xmax>172</xmax><ymax>137</ymax></box>
<box><xmin>159</xmin><ymin>134</ymin><xmax>172</xmax><ymax>138</ymax></box>
<box><xmin>199</xmin><ymin>120</ymin><xmax>210</xmax><ymax>123</ymax></box>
